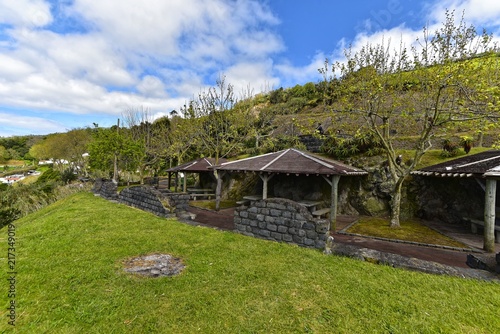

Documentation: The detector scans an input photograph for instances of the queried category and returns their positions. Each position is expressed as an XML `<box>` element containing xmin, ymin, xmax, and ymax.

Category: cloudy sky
<box><xmin>1</xmin><ymin>0</ymin><xmax>500</xmax><ymax>137</ymax></box>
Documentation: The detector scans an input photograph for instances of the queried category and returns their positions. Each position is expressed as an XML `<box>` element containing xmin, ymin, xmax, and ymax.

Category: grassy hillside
<box><xmin>1</xmin><ymin>192</ymin><xmax>499</xmax><ymax>333</ymax></box>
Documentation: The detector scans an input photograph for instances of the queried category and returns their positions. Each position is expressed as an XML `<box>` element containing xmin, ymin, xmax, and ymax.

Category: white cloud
<box><xmin>274</xmin><ymin>53</ymin><xmax>326</xmax><ymax>87</ymax></box>
<box><xmin>329</xmin><ymin>0</ymin><xmax>500</xmax><ymax>69</ymax></box>
<box><xmin>137</xmin><ymin>76</ymin><xmax>167</xmax><ymax>98</ymax></box>
<box><xmin>0</xmin><ymin>0</ymin><xmax>284</xmax><ymax>131</ymax></box>
<box><xmin>0</xmin><ymin>112</ymin><xmax>65</xmax><ymax>136</ymax></box>
<box><xmin>0</xmin><ymin>0</ymin><xmax>52</xmax><ymax>28</ymax></box>
<box><xmin>0</xmin><ymin>54</ymin><xmax>34</xmax><ymax>79</ymax></box>
<box><xmin>225</xmin><ymin>60</ymin><xmax>279</xmax><ymax>96</ymax></box>
<box><xmin>427</xmin><ymin>0</ymin><xmax>500</xmax><ymax>26</ymax></box>
<box><xmin>12</xmin><ymin>29</ymin><xmax>135</xmax><ymax>87</ymax></box>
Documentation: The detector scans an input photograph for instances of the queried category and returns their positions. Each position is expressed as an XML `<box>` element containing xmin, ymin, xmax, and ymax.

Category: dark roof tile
<box><xmin>213</xmin><ymin>148</ymin><xmax>367</xmax><ymax>176</ymax></box>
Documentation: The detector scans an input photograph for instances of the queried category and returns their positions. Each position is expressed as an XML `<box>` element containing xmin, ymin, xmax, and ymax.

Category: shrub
<box><xmin>61</xmin><ymin>168</ymin><xmax>78</xmax><ymax>184</ymax></box>
<box><xmin>36</xmin><ymin>168</ymin><xmax>62</xmax><ymax>185</ymax></box>
<box><xmin>321</xmin><ymin>131</ymin><xmax>384</xmax><ymax>158</ymax></box>
<box><xmin>459</xmin><ymin>135</ymin><xmax>473</xmax><ymax>154</ymax></box>
<box><xmin>441</xmin><ymin>139</ymin><xmax>458</xmax><ymax>157</ymax></box>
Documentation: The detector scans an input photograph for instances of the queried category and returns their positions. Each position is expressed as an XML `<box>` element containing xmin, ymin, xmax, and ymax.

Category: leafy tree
<box><xmin>29</xmin><ymin>129</ymin><xmax>90</xmax><ymax>173</ymax></box>
<box><xmin>0</xmin><ymin>145</ymin><xmax>9</xmax><ymax>163</ymax></box>
<box><xmin>88</xmin><ymin>126</ymin><xmax>144</xmax><ymax>182</ymax></box>
<box><xmin>29</xmin><ymin>140</ymin><xmax>52</xmax><ymax>162</ymax></box>
<box><xmin>323</xmin><ymin>10</ymin><xmax>499</xmax><ymax>228</ymax></box>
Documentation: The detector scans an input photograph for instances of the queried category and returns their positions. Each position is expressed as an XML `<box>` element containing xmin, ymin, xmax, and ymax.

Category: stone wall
<box><xmin>412</xmin><ymin>176</ymin><xmax>484</xmax><ymax>223</ymax></box>
<box><xmin>119</xmin><ymin>186</ymin><xmax>172</xmax><ymax>218</ymax></box>
<box><xmin>161</xmin><ymin>191</ymin><xmax>191</xmax><ymax>213</ymax></box>
<box><xmin>92</xmin><ymin>178</ymin><xmax>118</xmax><ymax>200</ymax></box>
<box><xmin>92</xmin><ymin>179</ymin><xmax>190</xmax><ymax>219</ymax></box>
<box><xmin>299</xmin><ymin>135</ymin><xmax>323</xmax><ymax>153</ymax></box>
<box><xmin>119</xmin><ymin>186</ymin><xmax>190</xmax><ymax>218</ymax></box>
<box><xmin>234</xmin><ymin>198</ymin><xmax>330</xmax><ymax>249</ymax></box>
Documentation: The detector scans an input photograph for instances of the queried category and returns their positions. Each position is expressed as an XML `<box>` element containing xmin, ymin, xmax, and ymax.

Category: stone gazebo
<box><xmin>412</xmin><ymin>150</ymin><xmax>500</xmax><ymax>252</ymax></box>
<box><xmin>212</xmin><ymin>148</ymin><xmax>367</xmax><ymax>233</ymax></box>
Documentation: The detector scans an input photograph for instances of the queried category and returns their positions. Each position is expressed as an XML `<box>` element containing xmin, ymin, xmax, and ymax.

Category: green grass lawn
<box><xmin>1</xmin><ymin>192</ymin><xmax>499</xmax><ymax>333</ymax></box>
<box><xmin>347</xmin><ymin>217</ymin><xmax>469</xmax><ymax>248</ymax></box>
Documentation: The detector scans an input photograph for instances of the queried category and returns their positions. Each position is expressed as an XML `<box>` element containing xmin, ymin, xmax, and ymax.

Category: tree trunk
<box><xmin>113</xmin><ymin>154</ymin><xmax>118</xmax><ymax>183</ymax></box>
<box><xmin>389</xmin><ymin>177</ymin><xmax>404</xmax><ymax>228</ymax></box>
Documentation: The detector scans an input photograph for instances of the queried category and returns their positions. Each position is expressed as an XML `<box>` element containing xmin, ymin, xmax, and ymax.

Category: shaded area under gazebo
<box><xmin>212</xmin><ymin>148</ymin><xmax>367</xmax><ymax>231</ymax></box>
<box><xmin>412</xmin><ymin>150</ymin><xmax>500</xmax><ymax>252</ymax></box>
<box><xmin>165</xmin><ymin>157</ymin><xmax>226</xmax><ymax>193</ymax></box>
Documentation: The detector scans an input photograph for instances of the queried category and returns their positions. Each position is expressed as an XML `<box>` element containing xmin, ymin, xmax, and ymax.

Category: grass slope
<box><xmin>1</xmin><ymin>192</ymin><xmax>499</xmax><ymax>333</ymax></box>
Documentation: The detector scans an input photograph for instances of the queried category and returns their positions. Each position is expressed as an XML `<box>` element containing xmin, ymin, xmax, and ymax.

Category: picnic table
<box><xmin>297</xmin><ymin>200</ymin><xmax>322</xmax><ymax>212</ymax></box>
<box><xmin>187</xmin><ymin>188</ymin><xmax>215</xmax><ymax>200</ymax></box>
<box><xmin>236</xmin><ymin>195</ymin><xmax>263</xmax><ymax>205</ymax></box>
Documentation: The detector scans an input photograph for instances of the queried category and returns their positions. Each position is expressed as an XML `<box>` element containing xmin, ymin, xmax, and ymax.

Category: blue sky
<box><xmin>0</xmin><ymin>0</ymin><xmax>499</xmax><ymax>137</ymax></box>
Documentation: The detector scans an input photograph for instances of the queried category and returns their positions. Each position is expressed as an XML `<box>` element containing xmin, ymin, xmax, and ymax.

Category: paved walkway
<box><xmin>187</xmin><ymin>206</ymin><xmax>499</xmax><ymax>272</ymax></box>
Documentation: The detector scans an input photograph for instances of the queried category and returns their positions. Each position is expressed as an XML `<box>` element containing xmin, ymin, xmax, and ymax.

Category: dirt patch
<box><xmin>123</xmin><ymin>253</ymin><xmax>185</xmax><ymax>277</ymax></box>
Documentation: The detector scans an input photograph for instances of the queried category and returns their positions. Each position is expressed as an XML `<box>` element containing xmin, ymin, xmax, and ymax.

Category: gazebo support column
<box><xmin>484</xmin><ymin>178</ymin><xmax>497</xmax><ymax>253</ymax></box>
<box><xmin>183</xmin><ymin>172</ymin><xmax>187</xmax><ymax>193</ymax></box>
<box><xmin>323</xmin><ymin>175</ymin><xmax>340</xmax><ymax>233</ymax></box>
<box><xmin>215</xmin><ymin>171</ymin><xmax>226</xmax><ymax>211</ymax></box>
<box><xmin>259</xmin><ymin>173</ymin><xmax>275</xmax><ymax>199</ymax></box>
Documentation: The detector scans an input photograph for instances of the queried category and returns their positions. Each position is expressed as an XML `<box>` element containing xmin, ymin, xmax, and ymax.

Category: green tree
<box><xmin>28</xmin><ymin>130</ymin><xmax>90</xmax><ymax>173</ymax></box>
<box><xmin>0</xmin><ymin>145</ymin><xmax>9</xmax><ymax>163</ymax></box>
<box><xmin>88</xmin><ymin>126</ymin><xmax>144</xmax><ymax>182</ymax></box>
<box><xmin>323</xmin><ymin>10</ymin><xmax>499</xmax><ymax>228</ymax></box>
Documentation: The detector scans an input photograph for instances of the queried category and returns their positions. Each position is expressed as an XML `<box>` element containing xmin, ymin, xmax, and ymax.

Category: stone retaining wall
<box><xmin>119</xmin><ymin>186</ymin><xmax>173</xmax><ymax>218</ymax></box>
<box><xmin>234</xmin><ymin>198</ymin><xmax>329</xmax><ymax>249</ymax></box>
<box><xmin>161</xmin><ymin>191</ymin><xmax>191</xmax><ymax>213</ymax></box>
<box><xmin>119</xmin><ymin>186</ymin><xmax>190</xmax><ymax>218</ymax></box>
<box><xmin>92</xmin><ymin>178</ymin><xmax>118</xmax><ymax>200</ymax></box>
<box><xmin>92</xmin><ymin>180</ymin><xmax>190</xmax><ymax>219</ymax></box>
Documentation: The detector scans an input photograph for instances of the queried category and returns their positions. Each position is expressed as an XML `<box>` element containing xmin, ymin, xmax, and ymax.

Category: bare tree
<box><xmin>323</xmin><ymin>10</ymin><xmax>499</xmax><ymax>228</ymax></box>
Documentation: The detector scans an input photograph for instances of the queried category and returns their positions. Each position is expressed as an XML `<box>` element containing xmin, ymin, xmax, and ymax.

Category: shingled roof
<box><xmin>212</xmin><ymin>148</ymin><xmax>367</xmax><ymax>176</ymax></box>
<box><xmin>166</xmin><ymin>157</ymin><xmax>226</xmax><ymax>173</ymax></box>
<box><xmin>412</xmin><ymin>150</ymin><xmax>500</xmax><ymax>178</ymax></box>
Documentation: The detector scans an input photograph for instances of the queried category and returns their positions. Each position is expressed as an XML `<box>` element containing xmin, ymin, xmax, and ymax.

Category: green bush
<box><xmin>61</xmin><ymin>168</ymin><xmax>78</xmax><ymax>184</ymax></box>
<box><xmin>36</xmin><ymin>168</ymin><xmax>62</xmax><ymax>185</ymax></box>
<box><xmin>0</xmin><ymin>191</ymin><xmax>20</xmax><ymax>229</ymax></box>
<box><xmin>321</xmin><ymin>131</ymin><xmax>384</xmax><ymax>158</ymax></box>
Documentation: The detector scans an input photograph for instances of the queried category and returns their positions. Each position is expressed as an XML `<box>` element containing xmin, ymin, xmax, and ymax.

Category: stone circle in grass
<box><xmin>123</xmin><ymin>253</ymin><xmax>185</xmax><ymax>277</ymax></box>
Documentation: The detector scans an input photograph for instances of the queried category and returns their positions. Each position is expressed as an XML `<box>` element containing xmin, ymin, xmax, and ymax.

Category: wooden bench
<box><xmin>463</xmin><ymin>217</ymin><xmax>500</xmax><ymax>243</ymax></box>
<box><xmin>312</xmin><ymin>208</ymin><xmax>330</xmax><ymax>218</ymax></box>
<box><xmin>236</xmin><ymin>200</ymin><xmax>250</xmax><ymax>206</ymax></box>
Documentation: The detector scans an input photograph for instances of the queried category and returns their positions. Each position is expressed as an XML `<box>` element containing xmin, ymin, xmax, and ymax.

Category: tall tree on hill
<box><xmin>188</xmin><ymin>74</ymin><xmax>253</xmax><ymax>210</ymax></box>
<box><xmin>122</xmin><ymin>107</ymin><xmax>173</xmax><ymax>183</ymax></box>
<box><xmin>323</xmin><ymin>10</ymin><xmax>499</xmax><ymax>228</ymax></box>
